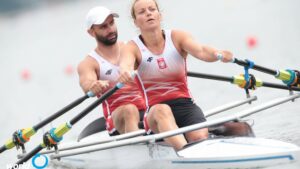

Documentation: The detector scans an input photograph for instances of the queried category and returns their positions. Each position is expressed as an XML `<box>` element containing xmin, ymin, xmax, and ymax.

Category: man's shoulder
<box><xmin>118</xmin><ymin>41</ymin><xmax>125</xmax><ymax>48</ymax></box>
<box><xmin>119</xmin><ymin>41</ymin><xmax>137</xmax><ymax>49</ymax></box>
<box><xmin>79</xmin><ymin>55</ymin><xmax>98</xmax><ymax>68</ymax></box>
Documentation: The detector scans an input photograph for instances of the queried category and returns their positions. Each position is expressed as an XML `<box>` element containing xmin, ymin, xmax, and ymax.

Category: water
<box><xmin>0</xmin><ymin>0</ymin><xmax>300</xmax><ymax>168</ymax></box>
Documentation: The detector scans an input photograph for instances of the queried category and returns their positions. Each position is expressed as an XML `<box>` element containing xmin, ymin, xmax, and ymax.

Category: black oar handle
<box><xmin>15</xmin><ymin>145</ymin><xmax>44</xmax><ymax>165</ymax></box>
<box><xmin>263</xmin><ymin>82</ymin><xmax>300</xmax><ymax>91</ymax></box>
<box><xmin>34</xmin><ymin>93</ymin><xmax>91</xmax><ymax>130</ymax></box>
<box><xmin>12</xmin><ymin>84</ymin><xmax>122</xmax><ymax>164</ymax></box>
<box><xmin>187</xmin><ymin>71</ymin><xmax>233</xmax><ymax>83</ymax></box>
<box><xmin>233</xmin><ymin>58</ymin><xmax>278</xmax><ymax>76</ymax></box>
<box><xmin>70</xmin><ymin>83</ymin><xmax>123</xmax><ymax>125</ymax></box>
<box><xmin>0</xmin><ymin>145</ymin><xmax>6</xmax><ymax>153</ymax></box>
<box><xmin>0</xmin><ymin>92</ymin><xmax>94</xmax><ymax>154</ymax></box>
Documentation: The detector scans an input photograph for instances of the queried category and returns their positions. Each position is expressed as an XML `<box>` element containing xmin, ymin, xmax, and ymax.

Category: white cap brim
<box><xmin>92</xmin><ymin>13</ymin><xmax>119</xmax><ymax>26</ymax></box>
<box><xmin>85</xmin><ymin>6</ymin><xmax>119</xmax><ymax>30</ymax></box>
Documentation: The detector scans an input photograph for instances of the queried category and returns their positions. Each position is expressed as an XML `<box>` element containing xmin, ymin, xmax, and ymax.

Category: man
<box><xmin>77</xmin><ymin>6</ymin><xmax>146</xmax><ymax>135</ymax></box>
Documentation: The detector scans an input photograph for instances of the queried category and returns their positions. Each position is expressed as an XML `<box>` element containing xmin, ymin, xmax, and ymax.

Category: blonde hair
<box><xmin>131</xmin><ymin>0</ymin><xmax>160</xmax><ymax>20</ymax></box>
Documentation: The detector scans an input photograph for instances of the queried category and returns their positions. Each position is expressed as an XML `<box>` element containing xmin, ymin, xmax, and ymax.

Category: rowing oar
<box><xmin>50</xmin><ymin>93</ymin><xmax>300</xmax><ymax>159</ymax></box>
<box><xmin>187</xmin><ymin>71</ymin><xmax>300</xmax><ymax>92</ymax></box>
<box><xmin>14</xmin><ymin>82</ymin><xmax>124</xmax><ymax>165</ymax></box>
<box><xmin>0</xmin><ymin>91</ymin><xmax>95</xmax><ymax>154</ymax></box>
<box><xmin>232</xmin><ymin>58</ymin><xmax>300</xmax><ymax>87</ymax></box>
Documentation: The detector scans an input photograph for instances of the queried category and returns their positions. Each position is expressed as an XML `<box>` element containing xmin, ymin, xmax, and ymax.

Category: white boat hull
<box><xmin>176</xmin><ymin>137</ymin><xmax>300</xmax><ymax>169</ymax></box>
<box><xmin>49</xmin><ymin>137</ymin><xmax>300</xmax><ymax>169</ymax></box>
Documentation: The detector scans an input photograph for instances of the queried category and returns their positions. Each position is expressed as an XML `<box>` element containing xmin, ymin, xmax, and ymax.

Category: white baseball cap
<box><xmin>85</xmin><ymin>6</ymin><xmax>119</xmax><ymax>30</ymax></box>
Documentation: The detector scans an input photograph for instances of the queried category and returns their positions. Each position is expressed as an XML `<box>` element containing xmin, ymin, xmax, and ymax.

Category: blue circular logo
<box><xmin>31</xmin><ymin>153</ymin><xmax>48</xmax><ymax>169</ymax></box>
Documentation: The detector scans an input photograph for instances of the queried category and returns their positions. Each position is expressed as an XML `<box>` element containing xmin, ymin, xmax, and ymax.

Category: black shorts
<box><xmin>162</xmin><ymin>98</ymin><xmax>206</xmax><ymax>128</ymax></box>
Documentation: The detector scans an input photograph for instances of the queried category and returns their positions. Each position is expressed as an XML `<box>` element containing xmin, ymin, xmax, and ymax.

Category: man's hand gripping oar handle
<box><xmin>0</xmin><ymin>91</ymin><xmax>95</xmax><ymax>154</ymax></box>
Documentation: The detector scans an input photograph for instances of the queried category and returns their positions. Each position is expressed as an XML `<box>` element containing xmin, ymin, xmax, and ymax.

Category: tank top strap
<box><xmin>89</xmin><ymin>50</ymin><xmax>105</xmax><ymax>65</ymax></box>
<box><xmin>132</xmin><ymin>36</ymin><xmax>146</xmax><ymax>51</ymax></box>
<box><xmin>164</xmin><ymin>29</ymin><xmax>172</xmax><ymax>42</ymax></box>
<box><xmin>88</xmin><ymin>50</ymin><xmax>119</xmax><ymax>70</ymax></box>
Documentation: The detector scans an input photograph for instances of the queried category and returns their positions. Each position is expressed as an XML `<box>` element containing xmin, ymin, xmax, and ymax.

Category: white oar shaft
<box><xmin>51</xmin><ymin>93</ymin><xmax>299</xmax><ymax>159</ymax></box>
<box><xmin>205</xmin><ymin>96</ymin><xmax>257</xmax><ymax>117</ymax></box>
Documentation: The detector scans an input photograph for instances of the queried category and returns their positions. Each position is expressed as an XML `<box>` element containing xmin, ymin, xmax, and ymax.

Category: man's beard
<box><xmin>96</xmin><ymin>32</ymin><xmax>118</xmax><ymax>46</ymax></box>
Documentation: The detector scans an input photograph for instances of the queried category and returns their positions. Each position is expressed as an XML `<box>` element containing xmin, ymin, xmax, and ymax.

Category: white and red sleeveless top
<box><xmin>89</xmin><ymin>50</ymin><xmax>146</xmax><ymax>118</ymax></box>
<box><xmin>132</xmin><ymin>30</ymin><xmax>192</xmax><ymax>106</ymax></box>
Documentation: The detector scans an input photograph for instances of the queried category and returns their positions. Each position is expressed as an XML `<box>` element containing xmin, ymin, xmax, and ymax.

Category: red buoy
<box><xmin>21</xmin><ymin>69</ymin><xmax>31</xmax><ymax>81</ymax></box>
<box><xmin>64</xmin><ymin>64</ymin><xmax>74</xmax><ymax>75</ymax></box>
<box><xmin>247</xmin><ymin>36</ymin><xmax>258</xmax><ymax>49</ymax></box>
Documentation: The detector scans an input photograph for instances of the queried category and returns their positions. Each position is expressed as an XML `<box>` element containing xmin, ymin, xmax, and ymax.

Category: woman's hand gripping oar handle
<box><xmin>0</xmin><ymin>92</ymin><xmax>94</xmax><ymax>154</ymax></box>
<box><xmin>13</xmin><ymin>71</ymin><xmax>137</xmax><ymax>165</ymax></box>
<box><xmin>215</xmin><ymin>53</ymin><xmax>234</xmax><ymax>63</ymax></box>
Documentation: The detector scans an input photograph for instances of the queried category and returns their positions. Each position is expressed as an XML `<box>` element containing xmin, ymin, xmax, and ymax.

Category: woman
<box><xmin>119</xmin><ymin>0</ymin><xmax>233</xmax><ymax>150</ymax></box>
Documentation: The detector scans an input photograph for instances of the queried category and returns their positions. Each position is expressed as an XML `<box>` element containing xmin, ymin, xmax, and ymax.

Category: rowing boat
<box><xmin>5</xmin><ymin>66</ymin><xmax>300</xmax><ymax>168</ymax></box>
<box><xmin>43</xmin><ymin>93</ymin><xmax>300</xmax><ymax>169</ymax></box>
<box><xmin>49</xmin><ymin>136</ymin><xmax>300</xmax><ymax>169</ymax></box>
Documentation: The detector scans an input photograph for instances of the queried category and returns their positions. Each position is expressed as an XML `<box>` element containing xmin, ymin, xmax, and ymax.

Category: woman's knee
<box><xmin>149</xmin><ymin>104</ymin><xmax>173</xmax><ymax>120</ymax></box>
<box><xmin>186</xmin><ymin>128</ymin><xmax>209</xmax><ymax>142</ymax></box>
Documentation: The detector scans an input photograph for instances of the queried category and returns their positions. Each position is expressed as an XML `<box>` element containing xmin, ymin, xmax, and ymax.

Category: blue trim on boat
<box><xmin>172</xmin><ymin>155</ymin><xmax>294</xmax><ymax>164</ymax></box>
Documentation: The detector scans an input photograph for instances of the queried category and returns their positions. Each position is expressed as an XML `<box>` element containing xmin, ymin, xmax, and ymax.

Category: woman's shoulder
<box><xmin>171</xmin><ymin>29</ymin><xmax>192</xmax><ymax>39</ymax></box>
<box><xmin>170</xmin><ymin>29</ymin><xmax>193</xmax><ymax>46</ymax></box>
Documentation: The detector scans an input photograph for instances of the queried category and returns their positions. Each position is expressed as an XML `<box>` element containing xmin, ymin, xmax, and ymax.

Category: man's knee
<box><xmin>121</xmin><ymin>104</ymin><xmax>138</xmax><ymax>112</ymax></box>
<box><xmin>121</xmin><ymin>104</ymin><xmax>139</xmax><ymax>120</ymax></box>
